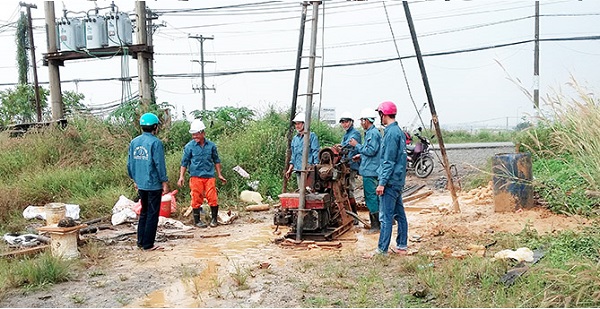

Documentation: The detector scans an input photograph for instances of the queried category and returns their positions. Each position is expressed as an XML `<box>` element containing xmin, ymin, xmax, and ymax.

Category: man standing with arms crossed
<box><xmin>349</xmin><ymin>108</ymin><xmax>382</xmax><ymax>233</ymax></box>
<box><xmin>365</xmin><ymin>101</ymin><xmax>409</xmax><ymax>258</ymax></box>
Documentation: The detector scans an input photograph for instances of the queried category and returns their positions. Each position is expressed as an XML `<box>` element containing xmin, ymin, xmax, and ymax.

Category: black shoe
<box><xmin>367</xmin><ymin>212</ymin><xmax>380</xmax><ymax>234</ymax></box>
<box><xmin>210</xmin><ymin>206</ymin><xmax>219</xmax><ymax>227</ymax></box>
<box><xmin>193</xmin><ymin>208</ymin><xmax>208</xmax><ymax>228</ymax></box>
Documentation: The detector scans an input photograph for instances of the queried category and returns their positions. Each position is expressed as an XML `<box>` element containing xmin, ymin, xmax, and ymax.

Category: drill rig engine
<box><xmin>276</xmin><ymin>146</ymin><xmax>355</xmax><ymax>240</ymax></box>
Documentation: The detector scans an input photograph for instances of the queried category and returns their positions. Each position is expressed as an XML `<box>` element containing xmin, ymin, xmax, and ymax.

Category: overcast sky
<box><xmin>0</xmin><ymin>0</ymin><xmax>598</xmax><ymax>130</ymax></box>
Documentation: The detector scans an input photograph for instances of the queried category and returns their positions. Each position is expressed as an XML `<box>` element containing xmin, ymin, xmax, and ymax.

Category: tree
<box><xmin>0</xmin><ymin>85</ymin><xmax>47</xmax><ymax>126</ymax></box>
<box><xmin>190</xmin><ymin>106</ymin><xmax>255</xmax><ymax>140</ymax></box>
<box><xmin>0</xmin><ymin>86</ymin><xmax>86</xmax><ymax>126</ymax></box>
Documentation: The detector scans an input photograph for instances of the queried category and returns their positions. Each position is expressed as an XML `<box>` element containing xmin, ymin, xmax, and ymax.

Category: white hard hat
<box><xmin>292</xmin><ymin>112</ymin><xmax>305</xmax><ymax>123</ymax></box>
<box><xmin>359</xmin><ymin>108</ymin><xmax>377</xmax><ymax>122</ymax></box>
<box><xmin>189</xmin><ymin>119</ymin><xmax>206</xmax><ymax>134</ymax></box>
<box><xmin>339</xmin><ymin>111</ymin><xmax>353</xmax><ymax>122</ymax></box>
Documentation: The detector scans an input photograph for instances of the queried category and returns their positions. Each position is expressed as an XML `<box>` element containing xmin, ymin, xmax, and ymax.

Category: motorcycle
<box><xmin>406</xmin><ymin>127</ymin><xmax>434</xmax><ymax>178</ymax></box>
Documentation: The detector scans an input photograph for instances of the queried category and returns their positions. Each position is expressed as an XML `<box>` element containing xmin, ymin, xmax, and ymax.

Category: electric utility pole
<box><xmin>136</xmin><ymin>1</ymin><xmax>152</xmax><ymax>106</ymax></box>
<box><xmin>189</xmin><ymin>35</ymin><xmax>215</xmax><ymax>111</ymax></box>
<box><xmin>20</xmin><ymin>2</ymin><xmax>42</xmax><ymax>122</ymax></box>
<box><xmin>533</xmin><ymin>1</ymin><xmax>540</xmax><ymax>111</ymax></box>
<box><xmin>403</xmin><ymin>1</ymin><xmax>460</xmax><ymax>213</ymax></box>
<box><xmin>296</xmin><ymin>1</ymin><xmax>321</xmax><ymax>241</ymax></box>
<box><xmin>44</xmin><ymin>1</ymin><xmax>63</xmax><ymax>121</ymax></box>
<box><xmin>282</xmin><ymin>2</ymin><xmax>308</xmax><ymax>194</ymax></box>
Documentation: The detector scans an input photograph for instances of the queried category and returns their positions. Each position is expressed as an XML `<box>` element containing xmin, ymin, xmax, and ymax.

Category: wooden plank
<box><xmin>183</xmin><ymin>206</ymin><xmax>193</xmax><ymax>217</ymax></box>
<box><xmin>0</xmin><ymin>245</ymin><xmax>49</xmax><ymax>259</ymax></box>
<box><xmin>246</xmin><ymin>204</ymin><xmax>270</xmax><ymax>212</ymax></box>
<box><xmin>164</xmin><ymin>233</ymin><xmax>194</xmax><ymax>239</ymax></box>
<box><xmin>403</xmin><ymin>184</ymin><xmax>425</xmax><ymax>197</ymax></box>
<box><xmin>37</xmin><ymin>224</ymin><xmax>87</xmax><ymax>234</ymax></box>
<box><xmin>199</xmin><ymin>233</ymin><xmax>231</xmax><ymax>238</ymax></box>
<box><xmin>82</xmin><ymin>215</ymin><xmax>111</xmax><ymax>226</ymax></box>
<box><xmin>402</xmin><ymin>190</ymin><xmax>433</xmax><ymax>203</ymax></box>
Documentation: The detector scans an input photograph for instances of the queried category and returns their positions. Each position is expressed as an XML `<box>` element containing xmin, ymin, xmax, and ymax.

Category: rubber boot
<box><xmin>349</xmin><ymin>198</ymin><xmax>359</xmax><ymax>225</ymax></box>
<box><xmin>210</xmin><ymin>206</ymin><xmax>218</xmax><ymax>227</ymax></box>
<box><xmin>367</xmin><ymin>212</ymin><xmax>380</xmax><ymax>234</ymax></box>
<box><xmin>192</xmin><ymin>208</ymin><xmax>207</xmax><ymax>228</ymax></box>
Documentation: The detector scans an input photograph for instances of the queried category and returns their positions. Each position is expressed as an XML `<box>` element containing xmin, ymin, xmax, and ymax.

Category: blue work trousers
<box><xmin>363</xmin><ymin>176</ymin><xmax>379</xmax><ymax>214</ymax></box>
<box><xmin>137</xmin><ymin>189</ymin><xmax>162</xmax><ymax>250</ymax></box>
<box><xmin>377</xmin><ymin>184</ymin><xmax>408</xmax><ymax>253</ymax></box>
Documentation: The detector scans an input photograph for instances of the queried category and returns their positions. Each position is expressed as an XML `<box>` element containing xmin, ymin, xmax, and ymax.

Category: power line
<box><xmin>2</xmin><ymin>34</ymin><xmax>597</xmax><ymax>88</ymax></box>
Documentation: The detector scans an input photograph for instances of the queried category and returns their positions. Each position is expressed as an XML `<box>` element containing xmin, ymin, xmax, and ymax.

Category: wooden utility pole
<box><xmin>44</xmin><ymin>1</ymin><xmax>63</xmax><ymax>121</ymax></box>
<box><xmin>402</xmin><ymin>1</ymin><xmax>460</xmax><ymax>212</ymax></box>
<box><xmin>20</xmin><ymin>2</ymin><xmax>42</xmax><ymax>122</ymax></box>
<box><xmin>533</xmin><ymin>1</ymin><xmax>540</xmax><ymax>110</ymax></box>
<box><xmin>296</xmin><ymin>1</ymin><xmax>320</xmax><ymax>241</ymax></box>
<box><xmin>189</xmin><ymin>35</ymin><xmax>215</xmax><ymax>111</ymax></box>
<box><xmin>282</xmin><ymin>2</ymin><xmax>308</xmax><ymax>193</ymax></box>
<box><xmin>136</xmin><ymin>1</ymin><xmax>152</xmax><ymax>106</ymax></box>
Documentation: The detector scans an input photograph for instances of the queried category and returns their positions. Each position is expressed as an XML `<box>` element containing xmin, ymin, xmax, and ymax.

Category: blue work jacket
<box><xmin>355</xmin><ymin>125</ymin><xmax>381</xmax><ymax>177</ymax></box>
<box><xmin>127</xmin><ymin>132</ymin><xmax>168</xmax><ymax>191</ymax></box>
<box><xmin>290</xmin><ymin>131</ymin><xmax>320</xmax><ymax>171</ymax></box>
<box><xmin>341</xmin><ymin>126</ymin><xmax>362</xmax><ymax>171</ymax></box>
<box><xmin>181</xmin><ymin>139</ymin><xmax>221</xmax><ymax>178</ymax></box>
<box><xmin>377</xmin><ymin>121</ymin><xmax>407</xmax><ymax>187</ymax></box>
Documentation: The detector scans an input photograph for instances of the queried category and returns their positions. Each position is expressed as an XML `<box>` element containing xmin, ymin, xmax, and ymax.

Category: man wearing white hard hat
<box><xmin>349</xmin><ymin>108</ymin><xmax>381</xmax><ymax>233</ymax></box>
<box><xmin>338</xmin><ymin>111</ymin><xmax>362</xmax><ymax>224</ymax></box>
<box><xmin>285</xmin><ymin>112</ymin><xmax>320</xmax><ymax>188</ymax></box>
<box><xmin>178</xmin><ymin>119</ymin><xmax>227</xmax><ymax>228</ymax></box>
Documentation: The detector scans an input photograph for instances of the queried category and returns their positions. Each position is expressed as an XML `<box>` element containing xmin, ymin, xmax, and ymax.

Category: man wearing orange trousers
<box><xmin>178</xmin><ymin>119</ymin><xmax>227</xmax><ymax>228</ymax></box>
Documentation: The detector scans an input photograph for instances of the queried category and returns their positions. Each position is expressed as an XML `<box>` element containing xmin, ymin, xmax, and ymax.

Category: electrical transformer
<box><xmin>84</xmin><ymin>15</ymin><xmax>107</xmax><ymax>49</ymax></box>
<box><xmin>57</xmin><ymin>18</ymin><xmax>85</xmax><ymax>51</ymax></box>
<box><xmin>106</xmin><ymin>12</ymin><xmax>133</xmax><ymax>47</ymax></box>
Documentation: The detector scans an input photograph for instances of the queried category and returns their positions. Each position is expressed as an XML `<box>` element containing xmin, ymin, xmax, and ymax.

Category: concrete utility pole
<box><xmin>296</xmin><ymin>0</ymin><xmax>321</xmax><ymax>242</ymax></box>
<box><xmin>533</xmin><ymin>1</ymin><xmax>540</xmax><ymax>111</ymax></box>
<box><xmin>189</xmin><ymin>35</ymin><xmax>215</xmax><ymax>111</ymax></box>
<box><xmin>136</xmin><ymin>1</ymin><xmax>152</xmax><ymax>105</ymax></box>
<box><xmin>20</xmin><ymin>2</ymin><xmax>42</xmax><ymax>122</ymax></box>
<box><xmin>282</xmin><ymin>2</ymin><xmax>308</xmax><ymax>194</ymax></box>
<box><xmin>403</xmin><ymin>1</ymin><xmax>460</xmax><ymax>213</ymax></box>
<box><xmin>44</xmin><ymin>1</ymin><xmax>63</xmax><ymax>121</ymax></box>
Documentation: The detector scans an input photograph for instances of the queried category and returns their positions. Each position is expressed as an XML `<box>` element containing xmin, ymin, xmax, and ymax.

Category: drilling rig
<box><xmin>275</xmin><ymin>146</ymin><xmax>356</xmax><ymax>240</ymax></box>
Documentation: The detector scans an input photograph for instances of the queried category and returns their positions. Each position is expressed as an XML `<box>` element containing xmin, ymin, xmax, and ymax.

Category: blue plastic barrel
<box><xmin>492</xmin><ymin>153</ymin><xmax>533</xmax><ymax>212</ymax></box>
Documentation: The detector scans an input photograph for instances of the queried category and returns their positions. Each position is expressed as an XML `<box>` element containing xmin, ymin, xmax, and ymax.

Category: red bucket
<box><xmin>159</xmin><ymin>199</ymin><xmax>171</xmax><ymax>217</ymax></box>
<box><xmin>159</xmin><ymin>191</ymin><xmax>177</xmax><ymax>218</ymax></box>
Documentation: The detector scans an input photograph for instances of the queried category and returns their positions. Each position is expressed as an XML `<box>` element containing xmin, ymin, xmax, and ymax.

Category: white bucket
<box><xmin>45</xmin><ymin>203</ymin><xmax>66</xmax><ymax>226</ymax></box>
<box><xmin>50</xmin><ymin>230</ymin><xmax>80</xmax><ymax>259</ymax></box>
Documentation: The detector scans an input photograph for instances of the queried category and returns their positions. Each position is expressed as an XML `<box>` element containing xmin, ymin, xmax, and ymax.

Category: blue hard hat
<box><xmin>140</xmin><ymin>113</ymin><xmax>159</xmax><ymax>126</ymax></box>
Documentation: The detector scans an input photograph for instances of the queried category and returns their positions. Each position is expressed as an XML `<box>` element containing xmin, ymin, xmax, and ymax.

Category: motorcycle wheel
<box><xmin>414</xmin><ymin>156</ymin><xmax>434</xmax><ymax>178</ymax></box>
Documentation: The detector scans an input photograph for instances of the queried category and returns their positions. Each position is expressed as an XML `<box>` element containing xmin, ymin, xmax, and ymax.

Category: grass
<box><xmin>228</xmin><ymin>259</ymin><xmax>251</xmax><ymax>290</ymax></box>
<box><xmin>514</xmin><ymin>84</ymin><xmax>600</xmax><ymax>216</ymax></box>
<box><xmin>280</xmin><ymin>224</ymin><xmax>600</xmax><ymax>308</ymax></box>
<box><xmin>1</xmin><ymin>252</ymin><xmax>72</xmax><ymax>291</ymax></box>
<box><xmin>434</xmin><ymin>129</ymin><xmax>514</xmax><ymax>144</ymax></box>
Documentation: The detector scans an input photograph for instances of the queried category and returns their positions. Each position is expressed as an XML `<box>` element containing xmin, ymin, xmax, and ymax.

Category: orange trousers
<box><xmin>190</xmin><ymin>177</ymin><xmax>218</xmax><ymax>208</ymax></box>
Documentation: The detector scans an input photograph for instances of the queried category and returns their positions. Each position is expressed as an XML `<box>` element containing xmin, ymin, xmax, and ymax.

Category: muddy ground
<box><xmin>0</xmin><ymin>170</ymin><xmax>592</xmax><ymax>308</ymax></box>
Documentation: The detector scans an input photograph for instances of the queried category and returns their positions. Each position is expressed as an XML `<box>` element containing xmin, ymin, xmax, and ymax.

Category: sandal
<box><xmin>143</xmin><ymin>245</ymin><xmax>164</xmax><ymax>251</ymax></box>
<box><xmin>389</xmin><ymin>247</ymin><xmax>408</xmax><ymax>255</ymax></box>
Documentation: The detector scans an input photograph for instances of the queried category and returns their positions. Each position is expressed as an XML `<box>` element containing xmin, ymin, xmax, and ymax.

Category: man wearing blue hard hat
<box><xmin>127</xmin><ymin>112</ymin><xmax>169</xmax><ymax>251</ymax></box>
